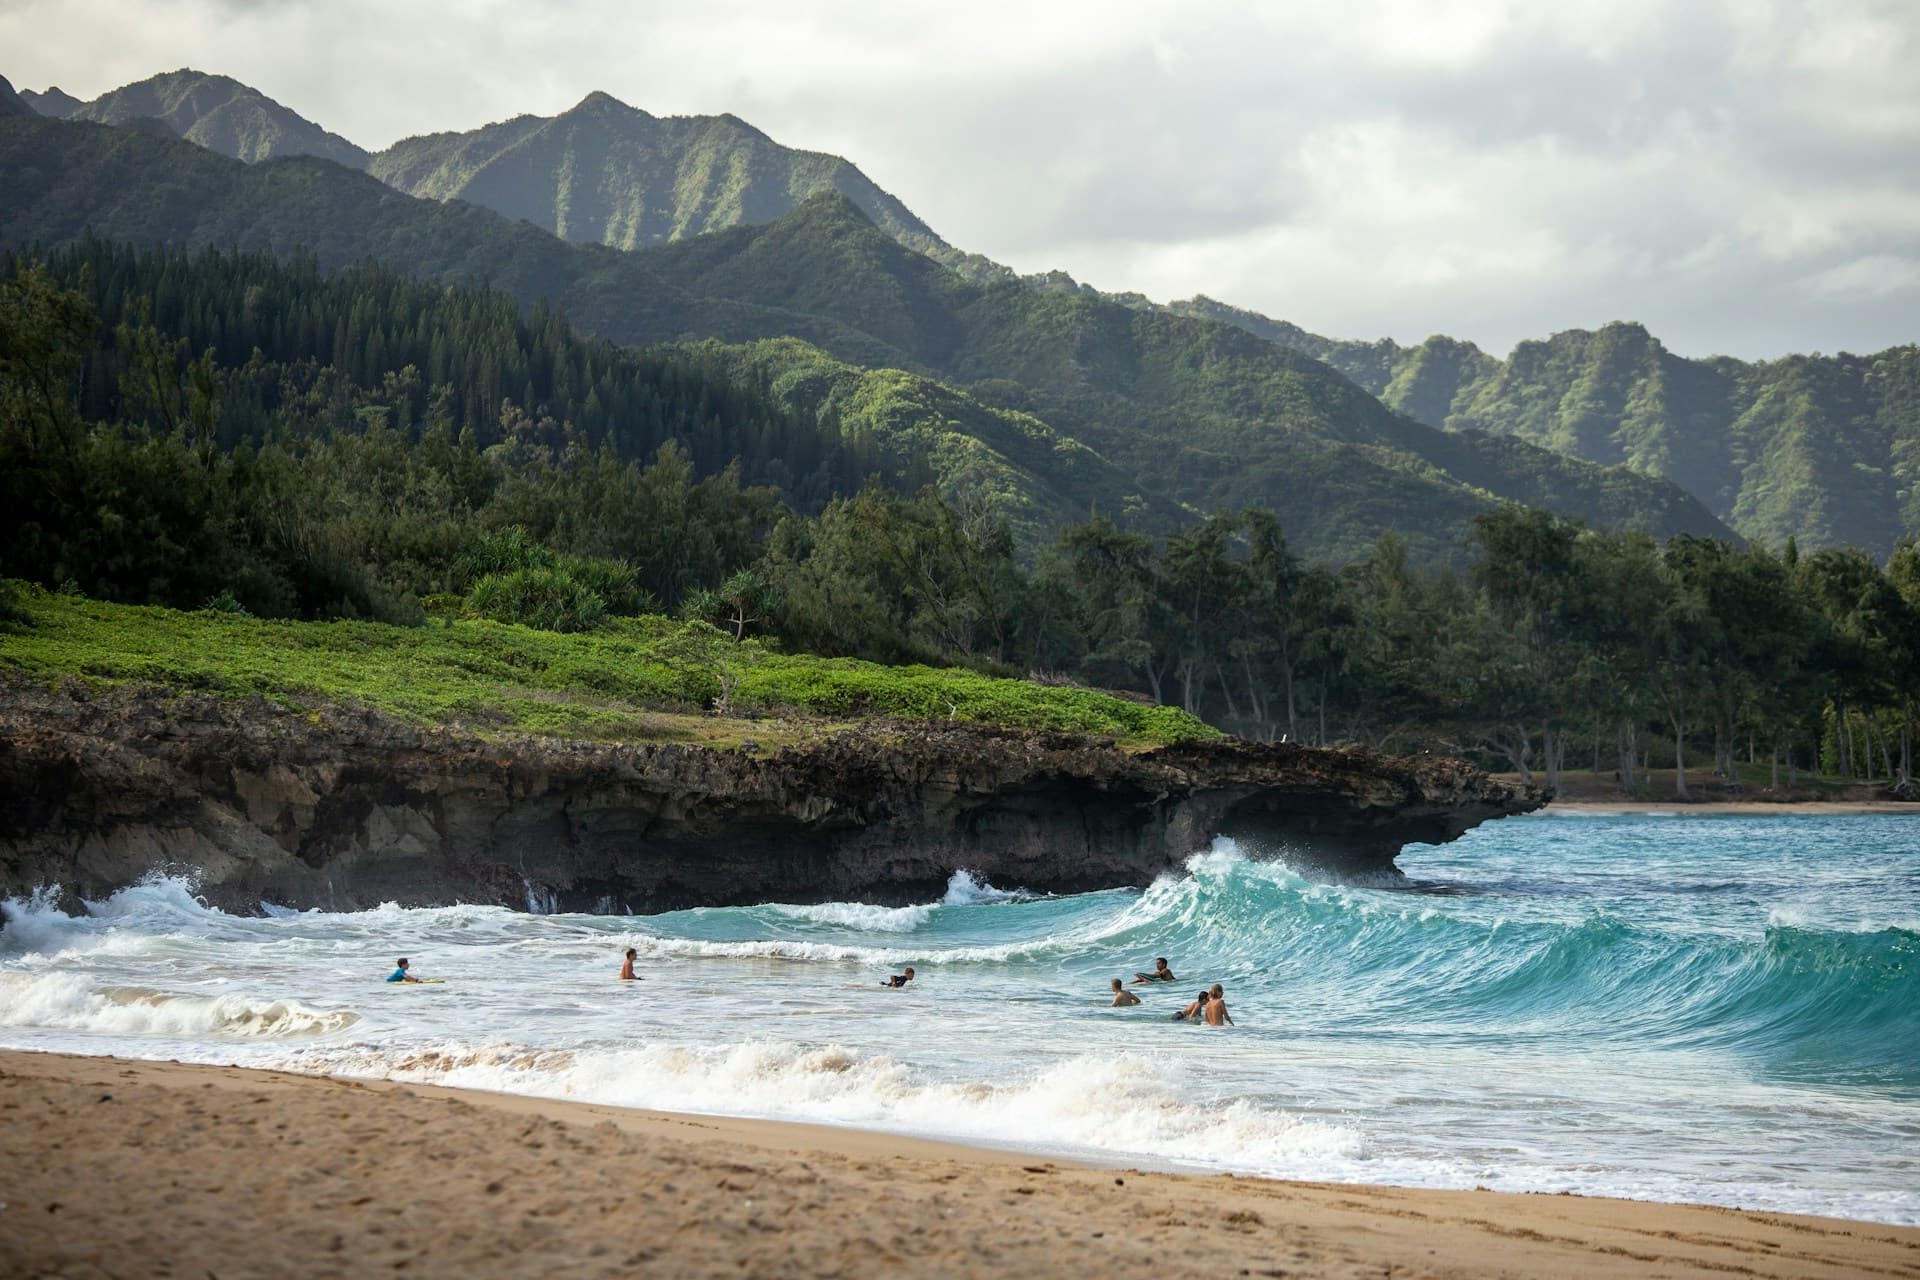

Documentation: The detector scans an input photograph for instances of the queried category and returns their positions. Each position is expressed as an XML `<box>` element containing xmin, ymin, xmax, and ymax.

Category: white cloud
<box><xmin>1803</xmin><ymin>254</ymin><xmax>1920</xmax><ymax>299</ymax></box>
<box><xmin>2</xmin><ymin>0</ymin><xmax>1916</xmax><ymax>358</ymax></box>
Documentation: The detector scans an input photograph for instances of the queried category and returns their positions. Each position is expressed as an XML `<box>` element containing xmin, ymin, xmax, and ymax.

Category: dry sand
<box><xmin>1490</xmin><ymin>767</ymin><xmax>1920</xmax><ymax>815</ymax></box>
<box><xmin>1547</xmin><ymin>799</ymin><xmax>1920</xmax><ymax>815</ymax></box>
<box><xmin>3</xmin><ymin>1051</ymin><xmax>1916</xmax><ymax>1279</ymax></box>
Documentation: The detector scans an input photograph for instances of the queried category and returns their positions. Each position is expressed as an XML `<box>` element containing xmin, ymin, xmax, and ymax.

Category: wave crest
<box><xmin>0</xmin><ymin>972</ymin><xmax>360</xmax><ymax>1039</ymax></box>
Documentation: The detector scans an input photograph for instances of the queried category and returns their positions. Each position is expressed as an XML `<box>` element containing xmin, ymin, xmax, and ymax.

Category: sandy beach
<box><xmin>1488</xmin><ymin>769</ymin><xmax>1920</xmax><ymax>815</ymax></box>
<box><xmin>3</xmin><ymin>1051</ymin><xmax>1915</xmax><ymax>1279</ymax></box>
<box><xmin>1546</xmin><ymin>799</ymin><xmax>1920</xmax><ymax>815</ymax></box>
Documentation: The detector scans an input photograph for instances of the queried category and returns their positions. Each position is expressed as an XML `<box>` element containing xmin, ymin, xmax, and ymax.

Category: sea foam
<box><xmin>0</xmin><ymin>971</ymin><xmax>359</xmax><ymax>1039</ymax></box>
<box><xmin>278</xmin><ymin>1038</ymin><xmax>1364</xmax><ymax>1172</ymax></box>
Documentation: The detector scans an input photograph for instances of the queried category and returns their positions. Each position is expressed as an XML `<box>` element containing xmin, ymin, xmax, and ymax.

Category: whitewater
<box><xmin>2</xmin><ymin>813</ymin><xmax>1916</xmax><ymax>1224</ymax></box>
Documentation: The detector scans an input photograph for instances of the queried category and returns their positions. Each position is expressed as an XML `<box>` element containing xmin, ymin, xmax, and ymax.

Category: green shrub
<box><xmin>455</xmin><ymin>527</ymin><xmax>552</xmax><ymax>585</ymax></box>
<box><xmin>557</xmin><ymin>555</ymin><xmax>651</xmax><ymax>616</ymax></box>
<box><xmin>0</xmin><ymin>580</ymin><xmax>25</xmax><ymax>628</ymax></box>
<box><xmin>467</xmin><ymin>568</ymin><xmax>608</xmax><ymax>633</ymax></box>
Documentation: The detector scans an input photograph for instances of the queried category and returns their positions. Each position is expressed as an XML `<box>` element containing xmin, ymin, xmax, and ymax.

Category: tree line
<box><xmin>766</xmin><ymin>495</ymin><xmax>1918</xmax><ymax>795</ymax></box>
<box><xmin>3</xmin><ymin>248</ymin><xmax>1915</xmax><ymax>794</ymax></box>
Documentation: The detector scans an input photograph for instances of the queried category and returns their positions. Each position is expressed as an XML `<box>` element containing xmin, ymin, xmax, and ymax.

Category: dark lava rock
<box><xmin>0</xmin><ymin>679</ymin><xmax>1546</xmax><ymax>914</ymax></box>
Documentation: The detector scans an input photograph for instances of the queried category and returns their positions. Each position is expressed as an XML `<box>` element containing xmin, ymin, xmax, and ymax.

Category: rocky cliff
<box><xmin>0</xmin><ymin>681</ymin><xmax>1545</xmax><ymax>914</ymax></box>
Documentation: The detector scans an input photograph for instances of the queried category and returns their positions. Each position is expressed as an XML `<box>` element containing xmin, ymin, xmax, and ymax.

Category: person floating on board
<box><xmin>619</xmin><ymin>948</ymin><xmax>638</xmax><ymax>980</ymax></box>
<box><xmin>1131</xmin><ymin>957</ymin><xmax>1176</xmax><ymax>984</ymax></box>
<box><xmin>1172</xmin><ymin>990</ymin><xmax>1209</xmax><ymax>1021</ymax></box>
<box><xmin>1203</xmin><ymin>983</ymin><xmax>1235</xmax><ymax>1027</ymax></box>
<box><xmin>1109</xmin><ymin>978</ymin><xmax>1142</xmax><ymax>1007</ymax></box>
<box><xmin>387</xmin><ymin>957</ymin><xmax>422</xmax><ymax>984</ymax></box>
<box><xmin>881</xmin><ymin>966</ymin><xmax>915</xmax><ymax>988</ymax></box>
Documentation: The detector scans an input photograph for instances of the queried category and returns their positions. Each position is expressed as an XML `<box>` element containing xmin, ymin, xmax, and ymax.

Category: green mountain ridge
<box><xmin>0</xmin><ymin>111</ymin><xmax>1730</xmax><ymax>562</ymax></box>
<box><xmin>56</xmin><ymin>68</ymin><xmax>369</xmax><ymax>168</ymax></box>
<box><xmin>636</xmin><ymin>191</ymin><xmax>1732</xmax><ymax>559</ymax></box>
<box><xmin>19</xmin><ymin>84</ymin><xmax>83</xmax><ymax>117</ymax></box>
<box><xmin>705</xmin><ymin>337</ymin><xmax>1165</xmax><ymax>544</ymax></box>
<box><xmin>368</xmin><ymin>90</ymin><xmax>994</xmax><ymax>276</ymax></box>
<box><xmin>0</xmin><ymin>115</ymin><xmax>918</xmax><ymax>365</ymax></box>
<box><xmin>27</xmin><ymin>69</ymin><xmax>1007</xmax><ymax>281</ymax></box>
<box><xmin>1167</xmin><ymin>297</ymin><xmax>1920</xmax><ymax>557</ymax></box>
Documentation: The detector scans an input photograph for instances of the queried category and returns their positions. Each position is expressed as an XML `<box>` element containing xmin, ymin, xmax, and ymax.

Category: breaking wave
<box><xmin>0</xmin><ymin>972</ymin><xmax>359</xmax><ymax>1039</ymax></box>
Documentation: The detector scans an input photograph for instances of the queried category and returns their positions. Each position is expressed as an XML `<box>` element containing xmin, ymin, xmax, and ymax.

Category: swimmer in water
<box><xmin>1203</xmin><ymin>983</ymin><xmax>1235</xmax><ymax>1027</ymax></box>
<box><xmin>881</xmin><ymin>966</ymin><xmax>915</xmax><ymax>988</ymax></box>
<box><xmin>1172</xmin><ymin>989</ymin><xmax>1209</xmax><ymax>1021</ymax></box>
<box><xmin>1131</xmin><ymin>957</ymin><xmax>1175</xmax><ymax>984</ymax></box>
<box><xmin>619</xmin><ymin>948</ymin><xmax>638</xmax><ymax>980</ymax></box>
<box><xmin>1109</xmin><ymin>978</ymin><xmax>1142</xmax><ymax>1007</ymax></box>
<box><xmin>387</xmin><ymin>957</ymin><xmax>421</xmax><ymax>984</ymax></box>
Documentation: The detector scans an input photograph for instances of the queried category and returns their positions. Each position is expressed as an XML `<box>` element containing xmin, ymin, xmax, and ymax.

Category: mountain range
<box><xmin>7</xmin><ymin>67</ymin><xmax>1909</xmax><ymax>557</ymax></box>
<box><xmin>0</xmin><ymin>108</ymin><xmax>1736</xmax><ymax>562</ymax></box>
<box><xmin>1162</xmin><ymin>298</ymin><xmax>1920</xmax><ymax>557</ymax></box>
<box><xmin>13</xmin><ymin>69</ymin><xmax>1002</xmax><ymax>280</ymax></box>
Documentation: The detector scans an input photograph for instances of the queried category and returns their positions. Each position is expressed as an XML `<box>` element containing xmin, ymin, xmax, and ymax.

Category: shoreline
<box><xmin>4</xmin><ymin>1050</ymin><xmax>1915</xmax><ymax>1279</ymax></box>
<box><xmin>1544</xmin><ymin>799</ymin><xmax>1920</xmax><ymax>815</ymax></box>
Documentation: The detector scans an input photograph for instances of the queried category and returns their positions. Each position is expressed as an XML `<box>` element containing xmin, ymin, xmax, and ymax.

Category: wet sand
<box><xmin>3</xmin><ymin>1050</ymin><xmax>1915</xmax><ymax>1279</ymax></box>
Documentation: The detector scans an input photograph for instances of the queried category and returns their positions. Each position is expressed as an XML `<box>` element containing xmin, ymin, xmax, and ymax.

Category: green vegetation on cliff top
<box><xmin>0</xmin><ymin>585</ymin><xmax>1213</xmax><ymax>748</ymax></box>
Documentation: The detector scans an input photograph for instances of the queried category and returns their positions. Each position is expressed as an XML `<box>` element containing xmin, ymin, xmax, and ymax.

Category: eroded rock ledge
<box><xmin>0</xmin><ymin>682</ymin><xmax>1546</xmax><ymax>913</ymax></box>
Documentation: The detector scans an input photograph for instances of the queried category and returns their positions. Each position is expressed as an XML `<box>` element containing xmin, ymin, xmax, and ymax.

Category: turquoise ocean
<box><xmin>2</xmin><ymin>813</ymin><xmax>1916</xmax><ymax>1223</ymax></box>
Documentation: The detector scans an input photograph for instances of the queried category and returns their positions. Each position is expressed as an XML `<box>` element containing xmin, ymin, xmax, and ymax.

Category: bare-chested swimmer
<box><xmin>1131</xmin><ymin>957</ymin><xmax>1175</xmax><ymax>984</ymax></box>
<box><xmin>1109</xmin><ymin>978</ymin><xmax>1141</xmax><ymax>1007</ymax></box>
<box><xmin>1172</xmin><ymin>989</ymin><xmax>1209</xmax><ymax>1021</ymax></box>
<box><xmin>1203</xmin><ymin>983</ymin><xmax>1235</xmax><ymax>1026</ymax></box>
<box><xmin>619</xmin><ymin>948</ymin><xmax>638</xmax><ymax>980</ymax></box>
<box><xmin>881</xmin><ymin>966</ymin><xmax>915</xmax><ymax>988</ymax></box>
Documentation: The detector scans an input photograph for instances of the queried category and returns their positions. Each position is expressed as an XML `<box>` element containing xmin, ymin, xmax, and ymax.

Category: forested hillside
<box><xmin>1171</xmin><ymin>298</ymin><xmax>1920</xmax><ymax>557</ymax></box>
<box><xmin>0</xmin><ymin>113</ymin><xmax>1727</xmax><ymax>562</ymax></box>
<box><xmin>640</xmin><ymin>192</ymin><xmax>1733</xmax><ymax>559</ymax></box>
<box><xmin>19</xmin><ymin>240</ymin><xmax>1142</xmax><ymax>543</ymax></box>
<box><xmin>4</xmin><ymin>254</ymin><xmax>1915</xmax><ymax>792</ymax></box>
<box><xmin>704</xmin><ymin>337</ymin><xmax>1166</xmax><ymax>544</ymax></box>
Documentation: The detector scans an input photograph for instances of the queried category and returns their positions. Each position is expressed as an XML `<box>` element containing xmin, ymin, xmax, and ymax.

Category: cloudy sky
<box><xmin>5</xmin><ymin>0</ymin><xmax>1916</xmax><ymax>358</ymax></box>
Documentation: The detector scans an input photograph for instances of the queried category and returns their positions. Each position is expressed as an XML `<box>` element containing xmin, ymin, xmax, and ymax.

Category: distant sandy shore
<box><xmin>1545</xmin><ymin>799</ymin><xmax>1920</xmax><ymax>815</ymax></box>
<box><xmin>3</xmin><ymin>1051</ymin><xmax>1913</xmax><ymax>1279</ymax></box>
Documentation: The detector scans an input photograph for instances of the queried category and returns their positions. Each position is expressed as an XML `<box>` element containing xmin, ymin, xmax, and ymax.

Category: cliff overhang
<box><xmin>0</xmin><ymin>681</ymin><xmax>1547</xmax><ymax>914</ymax></box>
